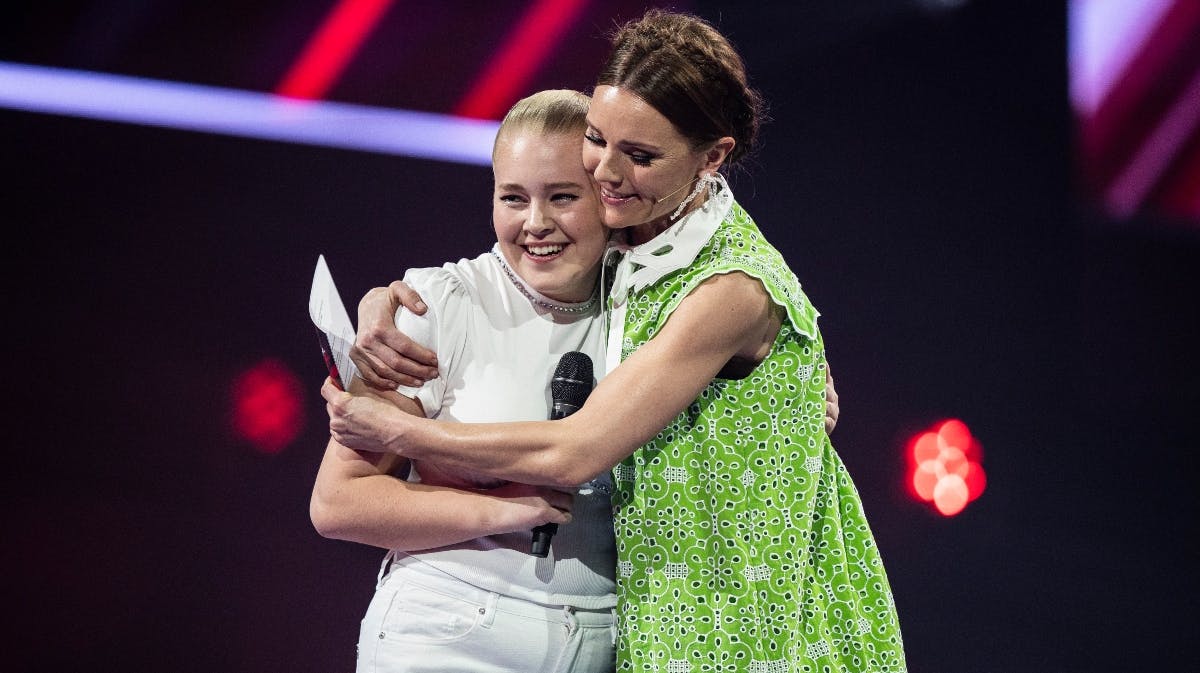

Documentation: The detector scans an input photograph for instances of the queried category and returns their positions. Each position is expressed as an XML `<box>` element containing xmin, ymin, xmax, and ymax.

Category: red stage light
<box><xmin>933</xmin><ymin>473</ymin><xmax>969</xmax><ymax>516</ymax></box>
<box><xmin>906</xmin><ymin>418</ymin><xmax>986</xmax><ymax>516</ymax></box>
<box><xmin>453</xmin><ymin>0</ymin><xmax>589</xmax><ymax>120</ymax></box>
<box><xmin>276</xmin><ymin>0</ymin><xmax>395</xmax><ymax>100</ymax></box>
<box><xmin>230</xmin><ymin>359</ymin><xmax>305</xmax><ymax>454</ymax></box>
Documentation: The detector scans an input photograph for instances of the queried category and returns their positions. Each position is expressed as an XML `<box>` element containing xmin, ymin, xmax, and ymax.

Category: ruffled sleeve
<box><xmin>392</xmin><ymin>266</ymin><xmax>469</xmax><ymax>417</ymax></box>
<box><xmin>627</xmin><ymin>199</ymin><xmax>820</xmax><ymax>349</ymax></box>
<box><xmin>701</xmin><ymin>207</ymin><xmax>820</xmax><ymax>340</ymax></box>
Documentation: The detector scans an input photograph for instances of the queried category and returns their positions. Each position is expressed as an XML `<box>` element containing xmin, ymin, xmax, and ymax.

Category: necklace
<box><xmin>491</xmin><ymin>250</ymin><xmax>599</xmax><ymax>314</ymax></box>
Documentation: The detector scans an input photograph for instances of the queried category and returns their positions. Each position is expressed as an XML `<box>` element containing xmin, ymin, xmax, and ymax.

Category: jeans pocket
<box><xmin>379</xmin><ymin>579</ymin><xmax>486</xmax><ymax>643</ymax></box>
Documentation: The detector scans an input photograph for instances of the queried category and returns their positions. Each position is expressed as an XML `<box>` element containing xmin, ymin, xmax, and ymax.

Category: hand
<box><xmin>487</xmin><ymin>482</ymin><xmax>575</xmax><ymax>530</ymax></box>
<box><xmin>323</xmin><ymin>377</ymin><xmax>411</xmax><ymax>454</ymax></box>
<box><xmin>824</xmin><ymin>365</ymin><xmax>840</xmax><ymax>435</ymax></box>
<box><xmin>351</xmin><ymin>281</ymin><xmax>440</xmax><ymax>390</ymax></box>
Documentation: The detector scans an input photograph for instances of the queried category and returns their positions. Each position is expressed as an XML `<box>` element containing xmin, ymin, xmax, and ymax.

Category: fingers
<box><xmin>352</xmin><ymin>282</ymin><xmax>439</xmax><ymax>388</ymax></box>
<box><xmin>490</xmin><ymin>482</ymin><xmax>574</xmax><ymax>527</ymax></box>
<box><xmin>389</xmin><ymin>280</ymin><xmax>428</xmax><ymax>316</ymax></box>
<box><xmin>320</xmin><ymin>377</ymin><xmax>344</xmax><ymax>403</ymax></box>
<box><xmin>824</xmin><ymin>367</ymin><xmax>840</xmax><ymax>435</ymax></box>
<box><xmin>545</xmin><ymin>488</ymin><xmax>575</xmax><ymax>525</ymax></box>
<box><xmin>363</xmin><ymin>326</ymin><xmax>439</xmax><ymax>378</ymax></box>
<box><xmin>542</xmin><ymin>487</ymin><xmax>574</xmax><ymax>512</ymax></box>
<box><xmin>322</xmin><ymin>378</ymin><xmax>348</xmax><ymax>443</ymax></box>
<box><xmin>349</xmin><ymin>342</ymin><xmax>429</xmax><ymax>389</ymax></box>
<box><xmin>348</xmin><ymin>345</ymin><xmax>401</xmax><ymax>389</ymax></box>
<box><xmin>351</xmin><ymin>327</ymin><xmax>439</xmax><ymax>390</ymax></box>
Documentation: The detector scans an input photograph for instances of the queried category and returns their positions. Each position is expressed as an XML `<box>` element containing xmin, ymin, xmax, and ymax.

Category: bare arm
<box><xmin>310</xmin><ymin>380</ymin><xmax>572</xmax><ymax>551</ymax></box>
<box><xmin>350</xmin><ymin>277</ymin><xmax>837</xmax><ymax>425</ymax></box>
<box><xmin>325</xmin><ymin>271</ymin><xmax>784</xmax><ymax>486</ymax></box>
<box><xmin>351</xmin><ymin>281</ymin><xmax>440</xmax><ymax>389</ymax></box>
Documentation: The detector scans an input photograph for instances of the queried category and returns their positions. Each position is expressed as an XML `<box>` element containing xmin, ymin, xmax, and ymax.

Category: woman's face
<box><xmin>582</xmin><ymin>85</ymin><xmax>709</xmax><ymax>239</ymax></box>
<box><xmin>492</xmin><ymin>129</ymin><xmax>607</xmax><ymax>303</ymax></box>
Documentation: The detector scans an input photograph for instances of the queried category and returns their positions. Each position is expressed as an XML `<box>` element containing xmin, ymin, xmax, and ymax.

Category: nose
<box><xmin>524</xmin><ymin>200</ymin><xmax>555</xmax><ymax>236</ymax></box>
<box><xmin>591</xmin><ymin>146</ymin><xmax>622</xmax><ymax>186</ymax></box>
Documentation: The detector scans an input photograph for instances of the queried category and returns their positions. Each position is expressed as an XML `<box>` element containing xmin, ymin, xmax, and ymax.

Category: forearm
<box><xmin>349</xmin><ymin>345</ymin><xmax>719</xmax><ymax>485</ymax></box>
<box><xmin>329</xmin><ymin>275</ymin><xmax>768</xmax><ymax>484</ymax></box>
<box><xmin>312</xmin><ymin>476</ymin><xmax>528</xmax><ymax>551</ymax></box>
<box><xmin>310</xmin><ymin>441</ymin><xmax>561</xmax><ymax>551</ymax></box>
<box><xmin>397</xmin><ymin>415</ymin><xmax>604</xmax><ymax>487</ymax></box>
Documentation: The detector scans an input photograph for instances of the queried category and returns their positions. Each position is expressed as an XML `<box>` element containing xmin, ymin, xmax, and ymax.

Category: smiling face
<box><xmin>492</xmin><ymin>129</ymin><xmax>607</xmax><ymax>303</ymax></box>
<box><xmin>582</xmin><ymin>85</ymin><xmax>730</xmax><ymax>244</ymax></box>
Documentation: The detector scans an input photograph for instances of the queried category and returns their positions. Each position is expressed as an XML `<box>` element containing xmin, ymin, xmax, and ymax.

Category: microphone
<box><xmin>531</xmin><ymin>351</ymin><xmax>594</xmax><ymax>557</ymax></box>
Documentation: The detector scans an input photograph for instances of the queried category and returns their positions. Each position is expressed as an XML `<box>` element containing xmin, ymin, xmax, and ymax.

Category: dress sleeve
<box><xmin>656</xmin><ymin>228</ymin><xmax>821</xmax><ymax>343</ymax></box>
<box><xmin>391</xmin><ymin>266</ymin><xmax>468</xmax><ymax>417</ymax></box>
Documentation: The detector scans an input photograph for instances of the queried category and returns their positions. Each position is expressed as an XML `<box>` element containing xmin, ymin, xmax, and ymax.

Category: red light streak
<box><xmin>276</xmin><ymin>0</ymin><xmax>395</xmax><ymax>100</ymax></box>
<box><xmin>453</xmin><ymin>0</ymin><xmax>590</xmax><ymax>120</ymax></box>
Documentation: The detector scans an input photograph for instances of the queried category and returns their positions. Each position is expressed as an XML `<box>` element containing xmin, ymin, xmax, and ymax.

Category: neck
<box><xmin>490</xmin><ymin>250</ymin><xmax>600</xmax><ymax>312</ymax></box>
<box><xmin>628</xmin><ymin>190</ymin><xmax>710</xmax><ymax>245</ymax></box>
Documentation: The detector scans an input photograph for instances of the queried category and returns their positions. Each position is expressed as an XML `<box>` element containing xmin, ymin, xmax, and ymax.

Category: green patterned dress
<box><xmin>605</xmin><ymin>182</ymin><xmax>905</xmax><ymax>672</ymax></box>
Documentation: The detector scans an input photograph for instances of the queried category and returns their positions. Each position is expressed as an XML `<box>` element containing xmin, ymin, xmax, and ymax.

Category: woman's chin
<box><xmin>601</xmin><ymin>208</ymin><xmax>641</xmax><ymax>230</ymax></box>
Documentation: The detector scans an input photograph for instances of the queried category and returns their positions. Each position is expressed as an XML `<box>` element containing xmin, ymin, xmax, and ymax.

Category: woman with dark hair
<box><xmin>329</xmin><ymin>9</ymin><xmax>904</xmax><ymax>672</ymax></box>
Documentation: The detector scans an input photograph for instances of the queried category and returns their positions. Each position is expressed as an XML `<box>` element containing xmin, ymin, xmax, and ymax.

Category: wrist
<box><xmin>386</xmin><ymin>412</ymin><xmax>425</xmax><ymax>458</ymax></box>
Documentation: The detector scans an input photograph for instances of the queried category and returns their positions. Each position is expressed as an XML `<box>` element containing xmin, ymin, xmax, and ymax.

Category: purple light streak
<box><xmin>0</xmin><ymin>61</ymin><xmax>498</xmax><ymax>166</ymax></box>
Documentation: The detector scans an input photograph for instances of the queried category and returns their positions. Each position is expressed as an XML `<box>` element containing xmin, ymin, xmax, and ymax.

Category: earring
<box><xmin>670</xmin><ymin>173</ymin><xmax>720</xmax><ymax>222</ymax></box>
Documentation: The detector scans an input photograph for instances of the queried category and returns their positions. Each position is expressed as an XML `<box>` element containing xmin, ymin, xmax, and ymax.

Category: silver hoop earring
<box><xmin>670</xmin><ymin>173</ymin><xmax>719</xmax><ymax>222</ymax></box>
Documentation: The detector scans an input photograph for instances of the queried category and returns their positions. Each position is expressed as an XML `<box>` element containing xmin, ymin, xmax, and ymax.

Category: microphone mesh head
<box><xmin>551</xmin><ymin>351</ymin><xmax>593</xmax><ymax>409</ymax></box>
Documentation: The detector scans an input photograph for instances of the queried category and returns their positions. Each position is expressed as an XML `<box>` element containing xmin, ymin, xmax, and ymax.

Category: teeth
<box><xmin>527</xmin><ymin>244</ymin><xmax>564</xmax><ymax>256</ymax></box>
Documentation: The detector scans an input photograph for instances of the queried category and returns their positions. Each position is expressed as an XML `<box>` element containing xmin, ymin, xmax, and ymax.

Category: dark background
<box><xmin>3</xmin><ymin>1</ymin><xmax>1196</xmax><ymax>671</ymax></box>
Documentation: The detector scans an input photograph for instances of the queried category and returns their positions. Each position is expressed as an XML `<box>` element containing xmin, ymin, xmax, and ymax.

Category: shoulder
<box><xmin>699</xmin><ymin>201</ymin><xmax>820</xmax><ymax>339</ymax></box>
<box><xmin>401</xmin><ymin>250</ymin><xmax>497</xmax><ymax>304</ymax></box>
<box><xmin>705</xmin><ymin>201</ymin><xmax>784</xmax><ymax>265</ymax></box>
<box><xmin>668</xmin><ymin>271</ymin><xmax>773</xmax><ymax>341</ymax></box>
<box><xmin>395</xmin><ymin>251</ymin><xmax>501</xmax><ymax>338</ymax></box>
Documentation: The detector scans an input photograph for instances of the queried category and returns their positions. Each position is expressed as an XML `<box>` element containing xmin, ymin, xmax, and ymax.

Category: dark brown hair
<box><xmin>595</xmin><ymin>9</ymin><xmax>764</xmax><ymax>166</ymax></box>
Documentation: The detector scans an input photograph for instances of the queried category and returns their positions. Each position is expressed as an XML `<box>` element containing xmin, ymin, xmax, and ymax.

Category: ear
<box><xmin>699</xmin><ymin>136</ymin><xmax>736</xmax><ymax>173</ymax></box>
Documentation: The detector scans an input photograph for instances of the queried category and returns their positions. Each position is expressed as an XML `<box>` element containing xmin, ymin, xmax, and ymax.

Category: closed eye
<box><xmin>586</xmin><ymin>129</ymin><xmax>654</xmax><ymax>166</ymax></box>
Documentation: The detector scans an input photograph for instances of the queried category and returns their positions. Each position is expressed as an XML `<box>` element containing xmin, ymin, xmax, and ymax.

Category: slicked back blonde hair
<box><xmin>492</xmin><ymin>89</ymin><xmax>590</xmax><ymax>164</ymax></box>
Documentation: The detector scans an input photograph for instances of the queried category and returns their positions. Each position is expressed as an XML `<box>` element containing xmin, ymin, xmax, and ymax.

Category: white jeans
<box><xmin>356</xmin><ymin>556</ymin><xmax>616</xmax><ymax>673</ymax></box>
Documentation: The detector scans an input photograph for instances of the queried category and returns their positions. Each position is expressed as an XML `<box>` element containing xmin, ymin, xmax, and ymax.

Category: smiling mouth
<box><xmin>600</xmin><ymin>189</ymin><xmax>635</xmax><ymax>204</ymax></box>
<box><xmin>525</xmin><ymin>244</ymin><xmax>565</xmax><ymax>257</ymax></box>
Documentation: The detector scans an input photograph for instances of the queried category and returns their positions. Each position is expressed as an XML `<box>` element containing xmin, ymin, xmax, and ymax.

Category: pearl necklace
<box><xmin>491</xmin><ymin>250</ymin><xmax>599</xmax><ymax>314</ymax></box>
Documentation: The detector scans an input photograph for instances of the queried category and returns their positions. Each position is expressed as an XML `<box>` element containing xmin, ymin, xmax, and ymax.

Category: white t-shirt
<box><xmin>392</xmin><ymin>245</ymin><xmax>615</xmax><ymax>608</ymax></box>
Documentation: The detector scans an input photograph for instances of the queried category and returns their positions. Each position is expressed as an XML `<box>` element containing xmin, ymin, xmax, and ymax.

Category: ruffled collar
<box><xmin>607</xmin><ymin>174</ymin><xmax>734</xmax><ymax>303</ymax></box>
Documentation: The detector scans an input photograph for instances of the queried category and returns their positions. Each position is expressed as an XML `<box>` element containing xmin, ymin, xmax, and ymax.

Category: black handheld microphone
<box><xmin>531</xmin><ymin>351</ymin><xmax>594</xmax><ymax>557</ymax></box>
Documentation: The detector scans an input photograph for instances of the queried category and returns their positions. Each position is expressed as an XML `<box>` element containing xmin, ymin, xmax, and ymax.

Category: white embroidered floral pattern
<box><xmin>609</xmin><ymin>198</ymin><xmax>905</xmax><ymax>672</ymax></box>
